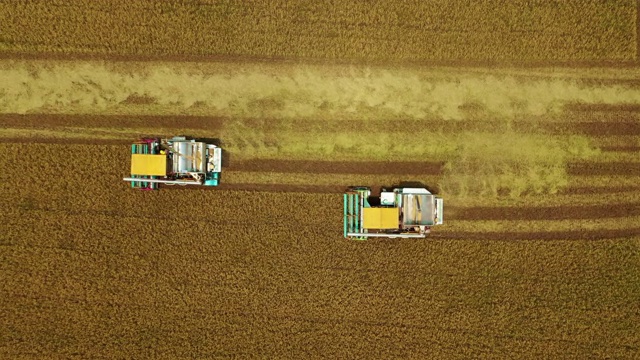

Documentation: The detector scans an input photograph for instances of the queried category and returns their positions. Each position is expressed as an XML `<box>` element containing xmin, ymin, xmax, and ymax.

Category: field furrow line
<box><xmin>599</xmin><ymin>146</ymin><xmax>640</xmax><ymax>153</ymax></box>
<box><xmin>2</xmin><ymin>114</ymin><xmax>640</xmax><ymax>135</ymax></box>
<box><xmin>226</xmin><ymin>160</ymin><xmax>445</xmax><ymax>175</ymax></box>
<box><xmin>449</xmin><ymin>203</ymin><xmax>640</xmax><ymax>221</ymax></box>
<box><xmin>435</xmin><ymin>228</ymin><xmax>640</xmax><ymax>241</ymax></box>
<box><xmin>567</xmin><ymin>162</ymin><xmax>640</xmax><ymax>176</ymax></box>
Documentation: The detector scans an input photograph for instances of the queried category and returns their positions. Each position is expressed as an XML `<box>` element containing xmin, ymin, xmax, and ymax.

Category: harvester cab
<box><xmin>344</xmin><ymin>187</ymin><xmax>443</xmax><ymax>240</ymax></box>
<box><xmin>123</xmin><ymin>136</ymin><xmax>222</xmax><ymax>190</ymax></box>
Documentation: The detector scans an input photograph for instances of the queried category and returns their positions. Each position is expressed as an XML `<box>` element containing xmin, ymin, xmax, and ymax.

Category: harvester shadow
<box><xmin>392</xmin><ymin>181</ymin><xmax>440</xmax><ymax>195</ymax></box>
<box><xmin>221</xmin><ymin>148</ymin><xmax>231</xmax><ymax>168</ymax></box>
<box><xmin>363</xmin><ymin>181</ymin><xmax>441</xmax><ymax>205</ymax></box>
<box><xmin>193</xmin><ymin>137</ymin><xmax>222</xmax><ymax>147</ymax></box>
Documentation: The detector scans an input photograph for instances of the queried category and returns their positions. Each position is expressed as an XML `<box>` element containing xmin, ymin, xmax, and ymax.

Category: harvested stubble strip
<box><xmin>589</xmin><ymin>152</ymin><xmax>640</xmax><ymax>163</ymax></box>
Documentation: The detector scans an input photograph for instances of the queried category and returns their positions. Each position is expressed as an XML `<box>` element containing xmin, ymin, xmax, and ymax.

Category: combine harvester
<box><xmin>123</xmin><ymin>136</ymin><xmax>222</xmax><ymax>190</ymax></box>
<box><xmin>344</xmin><ymin>187</ymin><xmax>443</xmax><ymax>240</ymax></box>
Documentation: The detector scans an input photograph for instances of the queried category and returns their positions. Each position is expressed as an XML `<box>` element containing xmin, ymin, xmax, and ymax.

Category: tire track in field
<box><xmin>436</xmin><ymin>228</ymin><xmax>640</xmax><ymax>241</ymax></box>
<box><xmin>0</xmin><ymin>114</ymin><xmax>225</xmax><ymax>130</ymax></box>
<box><xmin>159</xmin><ymin>159</ymin><xmax>443</xmax><ymax>176</ymax></box>
<box><xmin>0</xmin><ymin>50</ymin><xmax>636</xmax><ymax>66</ymax></box>
<box><xmin>637</xmin><ymin>0</ymin><xmax>640</xmax><ymax>63</ymax></box>
<box><xmin>163</xmin><ymin>183</ymin><xmax>640</xmax><ymax>200</ymax></box>
<box><xmin>559</xmin><ymin>185</ymin><xmax>640</xmax><ymax>195</ymax></box>
<box><xmin>568</xmin><ymin>162</ymin><xmax>640</xmax><ymax>176</ymax></box>
<box><xmin>3</xmin><ymin>113</ymin><xmax>640</xmax><ymax>136</ymax></box>
<box><xmin>4</xmin><ymin>50</ymin><xmax>640</xmax><ymax>68</ymax></box>
<box><xmin>166</xmin><ymin>183</ymin><xmax>345</xmax><ymax>194</ymax></box>
<box><xmin>226</xmin><ymin>159</ymin><xmax>445</xmax><ymax>175</ymax></box>
<box><xmin>450</xmin><ymin>203</ymin><xmax>640</xmax><ymax>221</ymax></box>
<box><xmin>167</xmin><ymin>183</ymin><xmax>640</xmax><ymax>197</ymax></box>
<box><xmin>564</xmin><ymin>122</ymin><xmax>640</xmax><ymax>136</ymax></box>
<box><xmin>565</xmin><ymin>104</ymin><xmax>640</xmax><ymax>112</ymax></box>
<box><xmin>599</xmin><ymin>146</ymin><xmax>640</xmax><ymax>152</ymax></box>
<box><xmin>0</xmin><ymin>137</ymin><xmax>129</xmax><ymax>145</ymax></box>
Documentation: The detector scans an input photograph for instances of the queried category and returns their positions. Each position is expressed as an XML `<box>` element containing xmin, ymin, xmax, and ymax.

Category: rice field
<box><xmin>0</xmin><ymin>0</ymin><xmax>636</xmax><ymax>61</ymax></box>
<box><xmin>1</xmin><ymin>1</ymin><xmax>639</xmax><ymax>358</ymax></box>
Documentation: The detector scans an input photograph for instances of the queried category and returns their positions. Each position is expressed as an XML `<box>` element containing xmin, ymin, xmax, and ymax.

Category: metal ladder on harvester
<box><xmin>344</xmin><ymin>189</ymin><xmax>367</xmax><ymax>240</ymax></box>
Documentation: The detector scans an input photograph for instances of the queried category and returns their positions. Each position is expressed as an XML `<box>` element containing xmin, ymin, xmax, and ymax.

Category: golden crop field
<box><xmin>1</xmin><ymin>0</ymin><xmax>639</xmax><ymax>359</ymax></box>
<box><xmin>1</xmin><ymin>142</ymin><xmax>639</xmax><ymax>358</ymax></box>
<box><xmin>0</xmin><ymin>0</ymin><xmax>637</xmax><ymax>62</ymax></box>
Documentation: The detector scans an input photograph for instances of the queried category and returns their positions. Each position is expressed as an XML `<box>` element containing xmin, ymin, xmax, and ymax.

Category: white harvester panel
<box><xmin>402</xmin><ymin>194</ymin><xmax>436</xmax><ymax>226</ymax></box>
<box><xmin>380</xmin><ymin>192</ymin><xmax>396</xmax><ymax>206</ymax></box>
<box><xmin>172</xmin><ymin>141</ymin><xmax>206</xmax><ymax>173</ymax></box>
<box><xmin>207</xmin><ymin>146</ymin><xmax>222</xmax><ymax>173</ymax></box>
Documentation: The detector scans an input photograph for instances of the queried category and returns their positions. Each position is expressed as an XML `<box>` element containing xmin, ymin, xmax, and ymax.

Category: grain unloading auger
<box><xmin>344</xmin><ymin>187</ymin><xmax>443</xmax><ymax>240</ymax></box>
<box><xmin>123</xmin><ymin>136</ymin><xmax>222</xmax><ymax>190</ymax></box>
